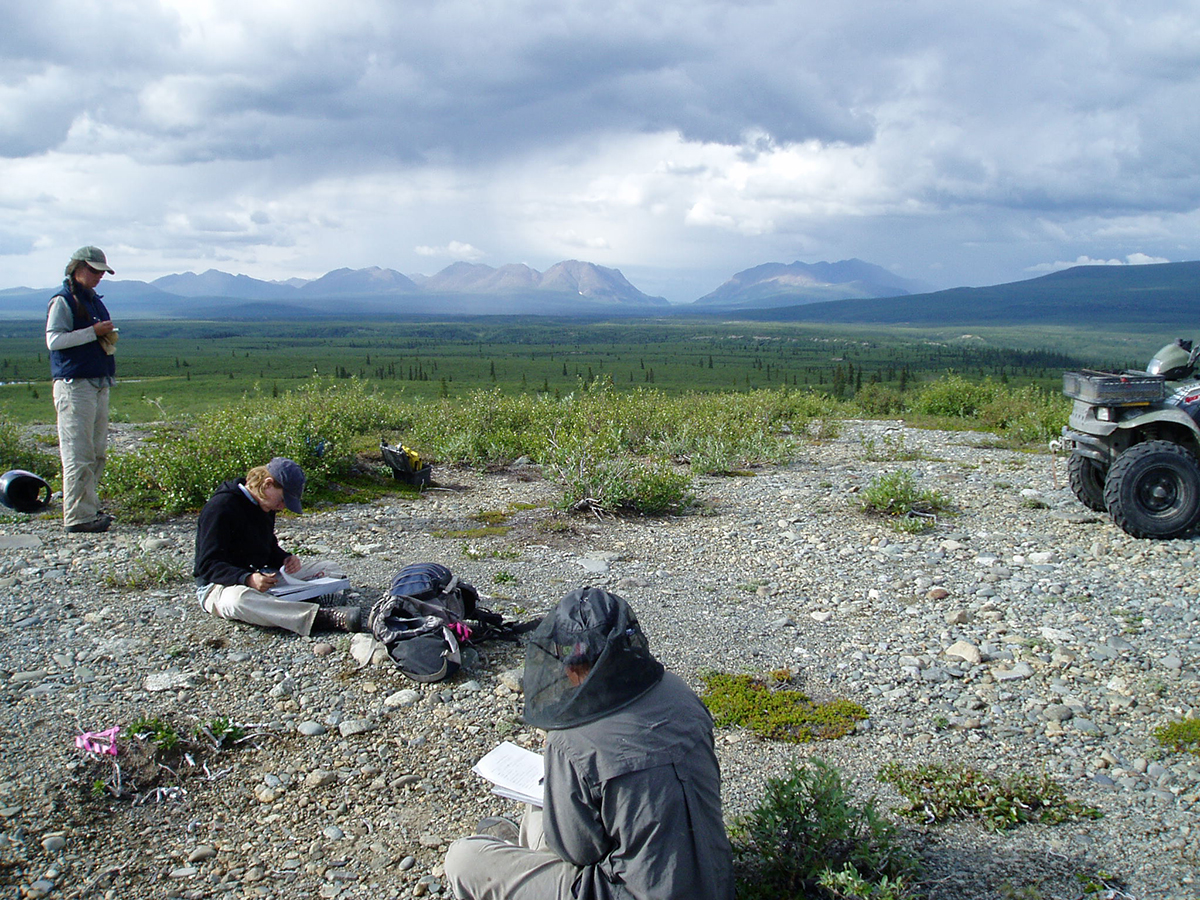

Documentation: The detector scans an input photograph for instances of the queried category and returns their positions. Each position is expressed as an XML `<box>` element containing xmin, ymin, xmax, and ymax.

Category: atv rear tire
<box><xmin>1103</xmin><ymin>440</ymin><xmax>1200</xmax><ymax>539</ymax></box>
<box><xmin>1067</xmin><ymin>452</ymin><xmax>1107</xmax><ymax>512</ymax></box>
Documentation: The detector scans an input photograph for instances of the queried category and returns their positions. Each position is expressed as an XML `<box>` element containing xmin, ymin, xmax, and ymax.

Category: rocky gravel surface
<box><xmin>1</xmin><ymin>420</ymin><xmax>1199</xmax><ymax>900</ymax></box>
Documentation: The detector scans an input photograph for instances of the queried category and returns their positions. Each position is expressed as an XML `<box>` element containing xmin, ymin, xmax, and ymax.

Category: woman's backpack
<box><xmin>367</xmin><ymin>563</ymin><xmax>535</xmax><ymax>682</ymax></box>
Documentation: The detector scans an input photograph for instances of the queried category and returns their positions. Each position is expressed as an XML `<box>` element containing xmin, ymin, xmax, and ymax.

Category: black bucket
<box><xmin>0</xmin><ymin>469</ymin><xmax>52</xmax><ymax>513</ymax></box>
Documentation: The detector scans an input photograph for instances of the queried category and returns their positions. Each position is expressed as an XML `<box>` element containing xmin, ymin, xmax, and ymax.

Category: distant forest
<box><xmin>0</xmin><ymin>317</ymin><xmax>1149</xmax><ymax>424</ymax></box>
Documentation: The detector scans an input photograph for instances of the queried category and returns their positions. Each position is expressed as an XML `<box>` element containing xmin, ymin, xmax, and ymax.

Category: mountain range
<box><xmin>1</xmin><ymin>256</ymin><xmax>1197</xmax><ymax>327</ymax></box>
<box><xmin>728</xmin><ymin>261</ymin><xmax>1200</xmax><ymax>328</ymax></box>
<box><xmin>694</xmin><ymin>259</ymin><xmax>926</xmax><ymax>308</ymax></box>
<box><xmin>0</xmin><ymin>260</ymin><xmax>671</xmax><ymax>319</ymax></box>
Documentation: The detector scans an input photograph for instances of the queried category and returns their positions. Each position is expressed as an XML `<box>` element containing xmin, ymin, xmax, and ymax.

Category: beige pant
<box><xmin>198</xmin><ymin>559</ymin><xmax>344</xmax><ymax>636</ymax></box>
<box><xmin>444</xmin><ymin>807</ymin><xmax>579</xmax><ymax>900</ymax></box>
<box><xmin>53</xmin><ymin>378</ymin><xmax>109</xmax><ymax>526</ymax></box>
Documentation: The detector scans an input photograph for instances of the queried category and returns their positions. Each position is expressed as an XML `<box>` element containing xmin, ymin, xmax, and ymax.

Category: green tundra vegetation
<box><xmin>0</xmin><ymin>316</ymin><xmax>1151</xmax><ymax>423</ymax></box>
<box><xmin>0</xmin><ymin>315</ymin><xmax>1161</xmax><ymax>521</ymax></box>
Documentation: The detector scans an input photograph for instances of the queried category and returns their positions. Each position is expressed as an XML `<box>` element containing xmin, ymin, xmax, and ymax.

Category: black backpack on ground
<box><xmin>367</xmin><ymin>563</ymin><xmax>537</xmax><ymax>682</ymax></box>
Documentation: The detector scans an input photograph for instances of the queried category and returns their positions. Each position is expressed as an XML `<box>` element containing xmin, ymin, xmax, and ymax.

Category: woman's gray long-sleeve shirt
<box><xmin>541</xmin><ymin>671</ymin><xmax>734</xmax><ymax>900</ymax></box>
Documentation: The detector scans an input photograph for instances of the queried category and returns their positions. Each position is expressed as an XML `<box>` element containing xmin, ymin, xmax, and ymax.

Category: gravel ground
<box><xmin>1</xmin><ymin>420</ymin><xmax>1198</xmax><ymax>900</ymax></box>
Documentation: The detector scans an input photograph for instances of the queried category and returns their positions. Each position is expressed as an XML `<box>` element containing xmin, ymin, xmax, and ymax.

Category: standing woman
<box><xmin>46</xmin><ymin>246</ymin><xmax>117</xmax><ymax>533</ymax></box>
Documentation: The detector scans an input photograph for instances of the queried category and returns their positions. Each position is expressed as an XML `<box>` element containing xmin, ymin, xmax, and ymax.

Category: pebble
<box><xmin>40</xmin><ymin>834</ymin><xmax>66</xmax><ymax>853</ymax></box>
<box><xmin>385</xmin><ymin>689</ymin><xmax>422</xmax><ymax>708</ymax></box>
<box><xmin>305</xmin><ymin>770</ymin><xmax>338</xmax><ymax>789</ymax></box>
<box><xmin>187</xmin><ymin>845</ymin><xmax>217</xmax><ymax>863</ymax></box>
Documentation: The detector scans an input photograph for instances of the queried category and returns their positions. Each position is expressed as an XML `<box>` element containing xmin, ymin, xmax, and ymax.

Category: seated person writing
<box><xmin>193</xmin><ymin>457</ymin><xmax>361</xmax><ymax>634</ymax></box>
<box><xmin>444</xmin><ymin>587</ymin><xmax>734</xmax><ymax>900</ymax></box>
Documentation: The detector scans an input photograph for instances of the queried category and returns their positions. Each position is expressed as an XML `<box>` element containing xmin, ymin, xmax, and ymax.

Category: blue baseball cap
<box><xmin>267</xmin><ymin>457</ymin><xmax>306</xmax><ymax>513</ymax></box>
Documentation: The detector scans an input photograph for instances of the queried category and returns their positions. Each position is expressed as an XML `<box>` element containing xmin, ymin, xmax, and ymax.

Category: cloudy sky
<box><xmin>2</xmin><ymin>0</ymin><xmax>1198</xmax><ymax>302</ymax></box>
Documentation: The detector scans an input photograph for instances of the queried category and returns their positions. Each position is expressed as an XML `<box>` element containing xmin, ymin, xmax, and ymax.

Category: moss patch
<box><xmin>434</xmin><ymin>525</ymin><xmax>511</xmax><ymax>539</ymax></box>
<box><xmin>1154</xmin><ymin>717</ymin><xmax>1200</xmax><ymax>756</ymax></box>
<box><xmin>700</xmin><ymin>672</ymin><xmax>868</xmax><ymax>742</ymax></box>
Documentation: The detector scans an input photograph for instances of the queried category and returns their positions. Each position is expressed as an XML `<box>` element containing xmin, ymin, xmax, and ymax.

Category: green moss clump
<box><xmin>700</xmin><ymin>673</ymin><xmax>868</xmax><ymax>743</ymax></box>
<box><xmin>471</xmin><ymin>509</ymin><xmax>512</xmax><ymax>525</ymax></box>
<box><xmin>434</xmin><ymin>525</ymin><xmax>511</xmax><ymax>539</ymax></box>
<box><xmin>1154</xmin><ymin>717</ymin><xmax>1200</xmax><ymax>756</ymax></box>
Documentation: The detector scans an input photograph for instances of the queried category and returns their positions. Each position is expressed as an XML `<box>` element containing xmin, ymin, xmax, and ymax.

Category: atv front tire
<box><xmin>1067</xmin><ymin>452</ymin><xmax>1107</xmax><ymax>512</ymax></box>
<box><xmin>1103</xmin><ymin>440</ymin><xmax>1200</xmax><ymax>539</ymax></box>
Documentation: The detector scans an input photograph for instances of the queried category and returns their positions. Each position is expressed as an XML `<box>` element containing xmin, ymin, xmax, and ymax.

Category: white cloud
<box><xmin>1026</xmin><ymin>253</ymin><xmax>1172</xmax><ymax>274</ymax></box>
<box><xmin>414</xmin><ymin>241</ymin><xmax>485</xmax><ymax>260</ymax></box>
<box><xmin>2</xmin><ymin>0</ymin><xmax>1200</xmax><ymax>299</ymax></box>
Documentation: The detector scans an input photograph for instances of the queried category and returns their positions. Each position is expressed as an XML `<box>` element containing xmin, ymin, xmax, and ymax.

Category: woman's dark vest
<box><xmin>49</xmin><ymin>280</ymin><xmax>115</xmax><ymax>380</ymax></box>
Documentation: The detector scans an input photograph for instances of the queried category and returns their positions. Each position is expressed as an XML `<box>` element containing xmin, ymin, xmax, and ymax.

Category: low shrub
<box><xmin>910</xmin><ymin>375</ymin><xmax>1069</xmax><ymax>445</ymax></box>
<box><xmin>104</xmin><ymin>379</ymin><xmax>405</xmax><ymax>516</ymax></box>
<box><xmin>976</xmin><ymin>383</ymin><xmax>1069</xmax><ymax>444</ymax></box>
<box><xmin>859</xmin><ymin>469</ymin><xmax>952</xmax><ymax>532</ymax></box>
<box><xmin>1153</xmin><ymin>717</ymin><xmax>1200</xmax><ymax>756</ymax></box>
<box><xmin>878</xmin><ymin>762</ymin><xmax>1102</xmax><ymax>832</ymax></box>
<box><xmin>0</xmin><ymin>417</ymin><xmax>59</xmax><ymax>481</ymax></box>
<box><xmin>733</xmin><ymin>759</ymin><xmax>919</xmax><ymax>900</ymax></box>
<box><xmin>853</xmin><ymin>385</ymin><xmax>908</xmax><ymax>417</ymax></box>
<box><xmin>911</xmin><ymin>373</ymin><xmax>992</xmax><ymax>419</ymax></box>
<box><xmin>557</xmin><ymin>456</ymin><xmax>694</xmax><ymax>516</ymax></box>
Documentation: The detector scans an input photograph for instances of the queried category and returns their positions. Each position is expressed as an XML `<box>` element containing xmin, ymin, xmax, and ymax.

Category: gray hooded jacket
<box><xmin>541</xmin><ymin>670</ymin><xmax>734</xmax><ymax>900</ymax></box>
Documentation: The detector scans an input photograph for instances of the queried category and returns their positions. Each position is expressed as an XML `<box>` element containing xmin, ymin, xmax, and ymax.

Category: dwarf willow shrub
<box><xmin>733</xmin><ymin>759</ymin><xmax>918</xmax><ymax>900</ymax></box>
<box><xmin>911</xmin><ymin>373</ymin><xmax>994</xmax><ymax>419</ymax></box>
<box><xmin>878</xmin><ymin>762</ymin><xmax>1102</xmax><ymax>832</ymax></box>
<box><xmin>910</xmin><ymin>375</ymin><xmax>1069</xmax><ymax>444</ymax></box>
<box><xmin>1154</xmin><ymin>717</ymin><xmax>1200</xmax><ymax>756</ymax></box>
<box><xmin>859</xmin><ymin>470</ymin><xmax>952</xmax><ymax>533</ymax></box>
<box><xmin>0</xmin><ymin>417</ymin><xmax>59</xmax><ymax>481</ymax></box>
<box><xmin>976</xmin><ymin>383</ymin><xmax>1069</xmax><ymax>444</ymax></box>
<box><xmin>105</xmin><ymin>380</ymin><xmax>404</xmax><ymax>515</ymax></box>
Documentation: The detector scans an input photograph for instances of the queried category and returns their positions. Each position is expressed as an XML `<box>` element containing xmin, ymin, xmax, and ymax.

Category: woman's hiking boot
<box><xmin>313</xmin><ymin>605</ymin><xmax>362</xmax><ymax>632</ymax></box>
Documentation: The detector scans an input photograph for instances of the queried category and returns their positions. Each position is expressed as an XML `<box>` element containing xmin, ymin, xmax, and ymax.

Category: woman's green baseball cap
<box><xmin>65</xmin><ymin>246</ymin><xmax>115</xmax><ymax>277</ymax></box>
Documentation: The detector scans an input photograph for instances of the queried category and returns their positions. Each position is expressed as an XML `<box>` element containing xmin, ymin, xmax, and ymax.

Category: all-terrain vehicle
<box><xmin>1062</xmin><ymin>338</ymin><xmax>1200</xmax><ymax>539</ymax></box>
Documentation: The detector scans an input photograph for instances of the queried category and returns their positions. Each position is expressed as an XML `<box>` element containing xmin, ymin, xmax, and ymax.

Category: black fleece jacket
<box><xmin>193</xmin><ymin>479</ymin><xmax>288</xmax><ymax>586</ymax></box>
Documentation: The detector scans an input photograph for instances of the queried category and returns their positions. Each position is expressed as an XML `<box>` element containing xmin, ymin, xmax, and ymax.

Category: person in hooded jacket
<box><xmin>444</xmin><ymin>587</ymin><xmax>734</xmax><ymax>900</ymax></box>
<box><xmin>46</xmin><ymin>246</ymin><xmax>118</xmax><ymax>533</ymax></box>
<box><xmin>193</xmin><ymin>457</ymin><xmax>361</xmax><ymax>634</ymax></box>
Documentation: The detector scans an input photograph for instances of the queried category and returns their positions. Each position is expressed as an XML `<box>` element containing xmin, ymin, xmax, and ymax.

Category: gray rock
<box><xmin>143</xmin><ymin>671</ymin><xmax>200</xmax><ymax>692</ymax></box>
<box><xmin>305</xmin><ymin>770</ymin><xmax>338</xmax><ymax>789</ymax></box>
<box><xmin>993</xmin><ymin>662</ymin><xmax>1034</xmax><ymax>681</ymax></box>
<box><xmin>297</xmin><ymin>721</ymin><xmax>327</xmax><ymax>736</ymax></box>
<box><xmin>1044</xmin><ymin>704</ymin><xmax>1074</xmax><ymax>722</ymax></box>
<box><xmin>41</xmin><ymin>834</ymin><xmax>66</xmax><ymax>853</ymax></box>
<box><xmin>945</xmin><ymin>640</ymin><xmax>981</xmax><ymax>666</ymax></box>
<box><xmin>187</xmin><ymin>845</ymin><xmax>217</xmax><ymax>863</ymax></box>
<box><xmin>338</xmin><ymin>718</ymin><xmax>375</xmax><ymax>737</ymax></box>
<box><xmin>385</xmin><ymin>689</ymin><xmax>422</xmax><ymax>708</ymax></box>
<box><xmin>0</xmin><ymin>535</ymin><xmax>41</xmax><ymax>550</ymax></box>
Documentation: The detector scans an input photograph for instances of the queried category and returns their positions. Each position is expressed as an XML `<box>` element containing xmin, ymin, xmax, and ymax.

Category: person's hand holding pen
<box><xmin>247</xmin><ymin>568</ymin><xmax>279</xmax><ymax>592</ymax></box>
